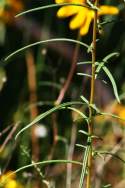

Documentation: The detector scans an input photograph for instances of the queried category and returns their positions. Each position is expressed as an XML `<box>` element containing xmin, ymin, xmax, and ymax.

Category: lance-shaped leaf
<box><xmin>15</xmin><ymin>101</ymin><xmax>83</xmax><ymax>139</ymax></box>
<box><xmin>102</xmin><ymin>66</ymin><xmax>120</xmax><ymax>103</ymax></box>
<box><xmin>4</xmin><ymin>38</ymin><xmax>89</xmax><ymax>62</ymax></box>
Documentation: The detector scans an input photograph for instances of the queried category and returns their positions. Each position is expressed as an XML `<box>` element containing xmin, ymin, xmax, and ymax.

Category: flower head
<box><xmin>0</xmin><ymin>171</ymin><xmax>23</xmax><ymax>188</ymax></box>
<box><xmin>55</xmin><ymin>0</ymin><xmax>119</xmax><ymax>35</ymax></box>
<box><xmin>0</xmin><ymin>0</ymin><xmax>24</xmax><ymax>23</ymax></box>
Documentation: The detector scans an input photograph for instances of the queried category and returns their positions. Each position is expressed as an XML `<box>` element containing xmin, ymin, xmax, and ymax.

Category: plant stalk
<box><xmin>86</xmin><ymin>1</ymin><xmax>99</xmax><ymax>188</ymax></box>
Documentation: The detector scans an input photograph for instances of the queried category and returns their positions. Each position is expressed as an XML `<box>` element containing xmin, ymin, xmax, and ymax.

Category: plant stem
<box><xmin>86</xmin><ymin>1</ymin><xmax>99</xmax><ymax>188</ymax></box>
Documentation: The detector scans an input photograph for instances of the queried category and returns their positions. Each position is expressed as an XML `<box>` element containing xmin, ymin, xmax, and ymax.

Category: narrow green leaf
<box><xmin>100</xmin><ymin>19</ymin><xmax>116</xmax><ymax>26</ymax></box>
<box><xmin>4</xmin><ymin>38</ymin><xmax>89</xmax><ymax>62</ymax></box>
<box><xmin>15</xmin><ymin>160</ymin><xmax>82</xmax><ymax>172</ymax></box>
<box><xmin>102</xmin><ymin>66</ymin><xmax>120</xmax><ymax>103</ymax></box>
<box><xmin>15</xmin><ymin>101</ymin><xmax>83</xmax><ymax>139</ymax></box>
<box><xmin>99</xmin><ymin>151</ymin><xmax>125</xmax><ymax>163</ymax></box>
<box><xmin>56</xmin><ymin>136</ymin><xmax>68</xmax><ymax>144</ymax></box>
<box><xmin>103</xmin><ymin>52</ymin><xmax>119</xmax><ymax>63</ymax></box>
<box><xmin>95</xmin><ymin>61</ymin><xmax>104</xmax><ymax>78</ymax></box>
<box><xmin>80</xmin><ymin>95</ymin><xmax>89</xmax><ymax>104</ymax></box>
<box><xmin>90</xmin><ymin>104</ymin><xmax>100</xmax><ymax>113</ymax></box>
<box><xmin>102</xmin><ymin>184</ymin><xmax>112</xmax><ymax>188</ymax></box>
<box><xmin>79</xmin><ymin>130</ymin><xmax>89</xmax><ymax>136</ymax></box>
<box><xmin>0</xmin><ymin>160</ymin><xmax>82</xmax><ymax>186</ymax></box>
<box><xmin>77</xmin><ymin>61</ymin><xmax>92</xmax><ymax>65</ymax></box>
<box><xmin>98</xmin><ymin>111</ymin><xmax>125</xmax><ymax>121</ymax></box>
<box><xmin>77</xmin><ymin>73</ymin><xmax>92</xmax><ymax>78</ymax></box>
<box><xmin>15</xmin><ymin>3</ymin><xmax>92</xmax><ymax>18</ymax></box>
<box><xmin>76</xmin><ymin>144</ymin><xmax>87</xmax><ymax>149</ymax></box>
<box><xmin>67</xmin><ymin>107</ymin><xmax>89</xmax><ymax>124</ymax></box>
<box><xmin>95</xmin><ymin>52</ymin><xmax>119</xmax><ymax>78</ymax></box>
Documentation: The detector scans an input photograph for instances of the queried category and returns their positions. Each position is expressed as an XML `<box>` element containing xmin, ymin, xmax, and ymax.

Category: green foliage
<box><xmin>0</xmin><ymin>1</ymin><xmax>124</xmax><ymax>188</ymax></box>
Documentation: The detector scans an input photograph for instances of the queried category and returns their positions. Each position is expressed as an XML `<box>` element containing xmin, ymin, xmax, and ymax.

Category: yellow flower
<box><xmin>55</xmin><ymin>0</ymin><xmax>119</xmax><ymax>35</ymax></box>
<box><xmin>95</xmin><ymin>103</ymin><xmax>125</xmax><ymax>126</ymax></box>
<box><xmin>113</xmin><ymin>104</ymin><xmax>125</xmax><ymax>126</ymax></box>
<box><xmin>0</xmin><ymin>171</ymin><xmax>24</xmax><ymax>188</ymax></box>
<box><xmin>0</xmin><ymin>0</ymin><xmax>24</xmax><ymax>23</ymax></box>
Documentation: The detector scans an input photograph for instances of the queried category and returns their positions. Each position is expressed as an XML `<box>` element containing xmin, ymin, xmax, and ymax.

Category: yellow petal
<box><xmin>55</xmin><ymin>0</ymin><xmax>66</xmax><ymax>3</ymax></box>
<box><xmin>69</xmin><ymin>8</ymin><xmax>87</xmax><ymax>29</ymax></box>
<box><xmin>57</xmin><ymin>6</ymin><xmax>79</xmax><ymax>18</ymax></box>
<box><xmin>55</xmin><ymin>0</ymin><xmax>83</xmax><ymax>3</ymax></box>
<box><xmin>5</xmin><ymin>180</ymin><xmax>23</xmax><ymax>188</ymax></box>
<box><xmin>55</xmin><ymin>0</ymin><xmax>119</xmax><ymax>36</ymax></box>
<box><xmin>5</xmin><ymin>180</ymin><xmax>17</xmax><ymax>188</ymax></box>
<box><xmin>71</xmin><ymin>0</ymin><xmax>84</xmax><ymax>3</ymax></box>
<box><xmin>99</xmin><ymin>5</ymin><xmax>119</xmax><ymax>16</ymax></box>
<box><xmin>80</xmin><ymin>12</ymin><xmax>93</xmax><ymax>35</ymax></box>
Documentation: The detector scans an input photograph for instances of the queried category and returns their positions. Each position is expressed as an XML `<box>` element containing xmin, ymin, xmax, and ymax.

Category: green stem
<box><xmin>86</xmin><ymin>0</ymin><xmax>99</xmax><ymax>188</ymax></box>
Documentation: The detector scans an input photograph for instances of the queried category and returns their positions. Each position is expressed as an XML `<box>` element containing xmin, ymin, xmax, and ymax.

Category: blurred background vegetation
<box><xmin>0</xmin><ymin>0</ymin><xmax>125</xmax><ymax>188</ymax></box>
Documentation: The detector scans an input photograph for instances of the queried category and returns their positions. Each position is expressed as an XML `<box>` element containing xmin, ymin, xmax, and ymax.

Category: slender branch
<box><xmin>0</xmin><ymin>124</ymin><xmax>13</xmax><ymax>138</ymax></box>
<box><xmin>0</xmin><ymin>123</ymin><xmax>19</xmax><ymax>153</ymax></box>
<box><xmin>55</xmin><ymin>34</ymin><xmax>81</xmax><ymax>105</ymax></box>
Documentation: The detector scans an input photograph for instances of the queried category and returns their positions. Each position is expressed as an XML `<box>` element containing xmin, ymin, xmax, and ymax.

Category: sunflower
<box><xmin>55</xmin><ymin>0</ymin><xmax>119</xmax><ymax>35</ymax></box>
<box><xmin>0</xmin><ymin>0</ymin><xmax>24</xmax><ymax>23</ymax></box>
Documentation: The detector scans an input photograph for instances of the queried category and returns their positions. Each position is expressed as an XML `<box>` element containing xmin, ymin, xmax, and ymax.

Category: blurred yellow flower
<box><xmin>0</xmin><ymin>0</ymin><xmax>24</xmax><ymax>23</ymax></box>
<box><xmin>55</xmin><ymin>0</ymin><xmax>119</xmax><ymax>35</ymax></box>
<box><xmin>113</xmin><ymin>104</ymin><xmax>125</xmax><ymax>126</ymax></box>
<box><xmin>0</xmin><ymin>171</ymin><xmax>23</xmax><ymax>188</ymax></box>
<box><xmin>95</xmin><ymin>103</ymin><xmax>125</xmax><ymax>126</ymax></box>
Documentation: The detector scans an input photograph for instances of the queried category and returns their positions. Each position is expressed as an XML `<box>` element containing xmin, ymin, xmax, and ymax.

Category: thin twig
<box><xmin>0</xmin><ymin>124</ymin><xmax>13</xmax><ymax>138</ymax></box>
<box><xmin>0</xmin><ymin>122</ymin><xmax>20</xmax><ymax>153</ymax></box>
<box><xmin>55</xmin><ymin>34</ymin><xmax>81</xmax><ymax>105</ymax></box>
